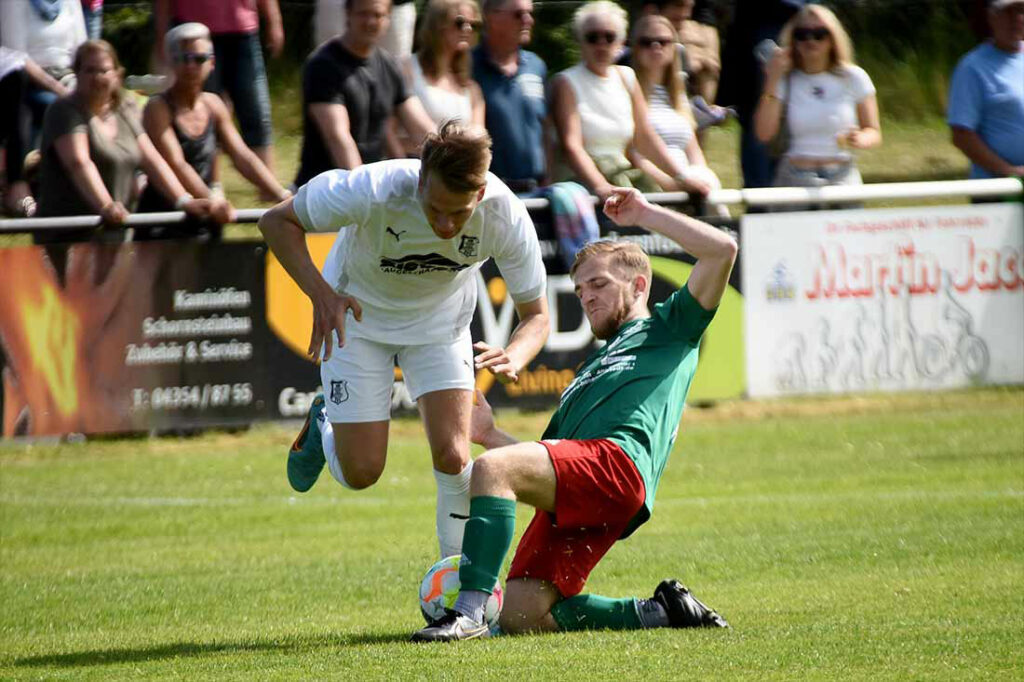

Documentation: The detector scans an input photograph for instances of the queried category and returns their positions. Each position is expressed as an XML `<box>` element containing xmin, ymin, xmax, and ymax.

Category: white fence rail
<box><xmin>1</xmin><ymin>178</ymin><xmax>1020</xmax><ymax>234</ymax></box>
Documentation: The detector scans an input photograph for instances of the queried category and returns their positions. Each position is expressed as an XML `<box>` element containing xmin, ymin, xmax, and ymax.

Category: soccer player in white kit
<box><xmin>258</xmin><ymin>122</ymin><xmax>550</xmax><ymax>558</ymax></box>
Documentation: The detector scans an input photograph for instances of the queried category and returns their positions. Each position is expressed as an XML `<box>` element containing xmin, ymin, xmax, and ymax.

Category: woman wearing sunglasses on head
<box><xmin>627</xmin><ymin>15</ymin><xmax>728</xmax><ymax>216</ymax></box>
<box><xmin>403</xmin><ymin>0</ymin><xmax>486</xmax><ymax>129</ymax></box>
<box><xmin>137</xmin><ymin>23</ymin><xmax>290</xmax><ymax>239</ymax></box>
<box><xmin>753</xmin><ymin>4</ymin><xmax>881</xmax><ymax>189</ymax></box>
<box><xmin>35</xmin><ymin>40</ymin><xmax>228</xmax><ymax>244</ymax></box>
<box><xmin>551</xmin><ymin>0</ymin><xmax>707</xmax><ymax>204</ymax></box>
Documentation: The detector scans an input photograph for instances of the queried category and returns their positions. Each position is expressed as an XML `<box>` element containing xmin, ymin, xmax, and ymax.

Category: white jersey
<box><xmin>293</xmin><ymin>159</ymin><xmax>546</xmax><ymax>345</ymax></box>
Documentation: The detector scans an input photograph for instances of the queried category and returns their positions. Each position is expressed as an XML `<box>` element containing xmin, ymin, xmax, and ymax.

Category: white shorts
<box><xmin>320</xmin><ymin>333</ymin><xmax>474</xmax><ymax>423</ymax></box>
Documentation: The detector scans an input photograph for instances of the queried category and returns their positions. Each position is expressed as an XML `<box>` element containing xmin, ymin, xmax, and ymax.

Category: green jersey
<box><xmin>541</xmin><ymin>282</ymin><xmax>717</xmax><ymax>537</ymax></box>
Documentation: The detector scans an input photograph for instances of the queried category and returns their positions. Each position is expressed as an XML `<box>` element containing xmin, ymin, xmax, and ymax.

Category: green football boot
<box><xmin>287</xmin><ymin>394</ymin><xmax>326</xmax><ymax>492</ymax></box>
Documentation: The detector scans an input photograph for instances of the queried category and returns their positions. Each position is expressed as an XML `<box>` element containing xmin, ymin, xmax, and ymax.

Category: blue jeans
<box><xmin>205</xmin><ymin>32</ymin><xmax>273</xmax><ymax>149</ymax></box>
<box><xmin>26</xmin><ymin>85</ymin><xmax>58</xmax><ymax>148</ymax></box>
<box><xmin>82</xmin><ymin>5</ymin><xmax>103</xmax><ymax>40</ymax></box>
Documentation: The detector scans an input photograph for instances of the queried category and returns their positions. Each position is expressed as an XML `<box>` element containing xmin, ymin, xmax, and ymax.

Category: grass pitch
<box><xmin>1</xmin><ymin>388</ymin><xmax>1022</xmax><ymax>680</ymax></box>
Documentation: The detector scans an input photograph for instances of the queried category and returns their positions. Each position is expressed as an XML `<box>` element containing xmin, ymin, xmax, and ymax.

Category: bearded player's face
<box><xmin>573</xmin><ymin>253</ymin><xmax>637</xmax><ymax>340</ymax></box>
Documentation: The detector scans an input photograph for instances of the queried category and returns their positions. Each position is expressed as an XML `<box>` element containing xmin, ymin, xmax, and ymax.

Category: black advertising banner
<box><xmin>1</xmin><ymin>217</ymin><xmax>743</xmax><ymax>438</ymax></box>
<box><xmin>0</xmin><ymin>241</ymin><xmax>289</xmax><ymax>436</ymax></box>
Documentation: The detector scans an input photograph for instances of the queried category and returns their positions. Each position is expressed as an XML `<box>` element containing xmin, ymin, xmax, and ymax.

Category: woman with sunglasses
<box><xmin>137</xmin><ymin>23</ymin><xmax>290</xmax><ymax>238</ymax></box>
<box><xmin>551</xmin><ymin>0</ymin><xmax>703</xmax><ymax>203</ymax></box>
<box><xmin>35</xmin><ymin>40</ymin><xmax>227</xmax><ymax>244</ymax></box>
<box><xmin>754</xmin><ymin>4</ymin><xmax>880</xmax><ymax>189</ymax></box>
<box><xmin>627</xmin><ymin>15</ymin><xmax>729</xmax><ymax>216</ymax></box>
<box><xmin>403</xmin><ymin>0</ymin><xmax>486</xmax><ymax>129</ymax></box>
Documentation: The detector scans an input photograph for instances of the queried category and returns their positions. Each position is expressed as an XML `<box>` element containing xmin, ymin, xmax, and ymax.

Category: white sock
<box><xmin>322</xmin><ymin>418</ymin><xmax>357</xmax><ymax>490</ymax></box>
<box><xmin>454</xmin><ymin>589</ymin><xmax>489</xmax><ymax>624</ymax></box>
<box><xmin>433</xmin><ymin>460</ymin><xmax>472</xmax><ymax>559</ymax></box>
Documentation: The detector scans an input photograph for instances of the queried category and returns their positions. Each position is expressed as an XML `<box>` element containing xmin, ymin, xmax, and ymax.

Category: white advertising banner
<box><xmin>742</xmin><ymin>204</ymin><xmax>1024</xmax><ymax>397</ymax></box>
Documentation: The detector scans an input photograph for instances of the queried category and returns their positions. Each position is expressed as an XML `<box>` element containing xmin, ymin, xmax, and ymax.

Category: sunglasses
<box><xmin>584</xmin><ymin>30</ymin><xmax>618</xmax><ymax>45</ymax></box>
<box><xmin>175</xmin><ymin>52</ymin><xmax>213</xmax><ymax>65</ymax></box>
<box><xmin>493</xmin><ymin>8</ymin><xmax>533</xmax><ymax>21</ymax></box>
<box><xmin>454</xmin><ymin>15</ymin><xmax>482</xmax><ymax>31</ymax></box>
<box><xmin>637</xmin><ymin>36</ymin><xmax>672</xmax><ymax>49</ymax></box>
<box><xmin>793</xmin><ymin>27</ymin><xmax>830</xmax><ymax>42</ymax></box>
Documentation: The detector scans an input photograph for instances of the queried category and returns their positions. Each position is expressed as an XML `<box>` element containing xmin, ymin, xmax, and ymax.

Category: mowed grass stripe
<box><xmin>1</xmin><ymin>388</ymin><xmax>1021</xmax><ymax>680</ymax></box>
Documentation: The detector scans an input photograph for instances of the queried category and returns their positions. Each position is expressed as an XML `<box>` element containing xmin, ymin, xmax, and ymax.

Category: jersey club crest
<box><xmin>458</xmin><ymin>235</ymin><xmax>479</xmax><ymax>258</ymax></box>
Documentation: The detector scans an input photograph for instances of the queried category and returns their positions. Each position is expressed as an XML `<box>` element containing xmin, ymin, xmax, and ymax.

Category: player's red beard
<box><xmin>589</xmin><ymin>287</ymin><xmax>634</xmax><ymax>340</ymax></box>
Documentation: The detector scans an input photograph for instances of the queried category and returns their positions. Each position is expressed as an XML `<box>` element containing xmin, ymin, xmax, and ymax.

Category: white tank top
<box><xmin>560</xmin><ymin>63</ymin><xmax>636</xmax><ymax>160</ymax></box>
<box><xmin>409</xmin><ymin>55</ymin><xmax>473</xmax><ymax>125</ymax></box>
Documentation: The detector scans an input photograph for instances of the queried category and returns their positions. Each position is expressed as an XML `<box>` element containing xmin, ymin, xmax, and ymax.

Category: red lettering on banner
<box><xmin>1000</xmin><ymin>250</ymin><xmax>1021</xmax><ymax>291</ymax></box>
<box><xmin>805</xmin><ymin>239</ymin><xmax>1022</xmax><ymax>300</ymax></box>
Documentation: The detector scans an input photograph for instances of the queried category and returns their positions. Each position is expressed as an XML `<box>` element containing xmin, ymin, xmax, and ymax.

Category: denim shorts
<box><xmin>206</xmin><ymin>32</ymin><xmax>273</xmax><ymax>148</ymax></box>
<box><xmin>773</xmin><ymin>157</ymin><xmax>862</xmax><ymax>188</ymax></box>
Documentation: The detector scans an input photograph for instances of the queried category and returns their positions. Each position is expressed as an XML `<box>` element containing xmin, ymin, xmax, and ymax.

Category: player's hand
<box><xmin>473</xmin><ymin>341</ymin><xmax>518</xmax><ymax>384</ymax></box>
<box><xmin>309</xmin><ymin>291</ymin><xmax>363</xmax><ymax>362</ymax></box>
<box><xmin>602</xmin><ymin>187</ymin><xmax>650</xmax><ymax>226</ymax></box>
<box><xmin>469</xmin><ymin>389</ymin><xmax>496</xmax><ymax>446</ymax></box>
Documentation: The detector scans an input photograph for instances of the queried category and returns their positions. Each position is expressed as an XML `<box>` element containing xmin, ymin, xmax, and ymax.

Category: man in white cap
<box><xmin>948</xmin><ymin>0</ymin><xmax>1024</xmax><ymax>179</ymax></box>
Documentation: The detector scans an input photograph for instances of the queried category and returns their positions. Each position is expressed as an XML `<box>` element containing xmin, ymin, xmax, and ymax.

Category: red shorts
<box><xmin>506</xmin><ymin>438</ymin><xmax>646</xmax><ymax>597</ymax></box>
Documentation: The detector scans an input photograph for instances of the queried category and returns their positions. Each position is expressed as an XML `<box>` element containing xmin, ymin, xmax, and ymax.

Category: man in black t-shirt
<box><xmin>295</xmin><ymin>0</ymin><xmax>435</xmax><ymax>187</ymax></box>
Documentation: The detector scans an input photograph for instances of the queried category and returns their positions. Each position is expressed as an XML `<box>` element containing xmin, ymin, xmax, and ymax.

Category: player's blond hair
<box><xmin>420</xmin><ymin>119</ymin><xmax>493</xmax><ymax>192</ymax></box>
<box><xmin>570</xmin><ymin>239</ymin><xmax>652</xmax><ymax>283</ymax></box>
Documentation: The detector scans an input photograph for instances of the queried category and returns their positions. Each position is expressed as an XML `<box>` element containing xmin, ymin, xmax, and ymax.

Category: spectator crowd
<box><xmin>0</xmin><ymin>0</ymin><xmax>1022</xmax><ymax>240</ymax></box>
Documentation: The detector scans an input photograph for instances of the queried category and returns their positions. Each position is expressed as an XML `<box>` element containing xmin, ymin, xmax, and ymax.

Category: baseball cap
<box><xmin>990</xmin><ymin>0</ymin><xmax>1024</xmax><ymax>9</ymax></box>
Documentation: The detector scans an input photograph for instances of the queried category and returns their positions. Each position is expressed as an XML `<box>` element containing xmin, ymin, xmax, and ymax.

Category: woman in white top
<box><xmin>754</xmin><ymin>4</ymin><xmax>881</xmax><ymax>187</ymax></box>
<box><xmin>403</xmin><ymin>0</ymin><xmax>485</xmax><ymax>128</ymax></box>
<box><xmin>627</xmin><ymin>15</ymin><xmax>728</xmax><ymax>215</ymax></box>
<box><xmin>0</xmin><ymin>0</ymin><xmax>87</xmax><ymax>139</ymax></box>
<box><xmin>551</xmin><ymin>0</ymin><xmax>701</xmax><ymax>203</ymax></box>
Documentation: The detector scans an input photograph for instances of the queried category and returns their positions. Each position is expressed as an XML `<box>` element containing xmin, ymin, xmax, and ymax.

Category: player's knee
<box><xmin>431</xmin><ymin>441</ymin><xmax>469</xmax><ymax>475</ymax></box>
<box><xmin>470</xmin><ymin>452</ymin><xmax>508</xmax><ymax>490</ymax></box>
<box><xmin>498</xmin><ymin>601</ymin><xmax>556</xmax><ymax>635</ymax></box>
<box><xmin>338</xmin><ymin>456</ymin><xmax>385</xmax><ymax>489</ymax></box>
<box><xmin>336</xmin><ymin>439</ymin><xmax>386</xmax><ymax>489</ymax></box>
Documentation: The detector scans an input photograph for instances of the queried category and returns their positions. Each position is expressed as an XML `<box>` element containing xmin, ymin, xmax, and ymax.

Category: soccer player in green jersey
<box><xmin>412</xmin><ymin>187</ymin><xmax>738</xmax><ymax>642</ymax></box>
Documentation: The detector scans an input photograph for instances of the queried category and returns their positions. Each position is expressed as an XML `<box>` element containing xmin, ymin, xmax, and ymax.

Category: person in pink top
<box><xmin>153</xmin><ymin>0</ymin><xmax>284</xmax><ymax>182</ymax></box>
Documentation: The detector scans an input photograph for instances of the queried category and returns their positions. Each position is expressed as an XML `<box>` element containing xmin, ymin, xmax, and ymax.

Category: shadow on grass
<box><xmin>14</xmin><ymin>631</ymin><xmax>412</xmax><ymax>668</ymax></box>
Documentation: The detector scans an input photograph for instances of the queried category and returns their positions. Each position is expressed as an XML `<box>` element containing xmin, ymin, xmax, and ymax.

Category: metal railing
<box><xmin>2</xmin><ymin>178</ymin><xmax>1021</xmax><ymax>235</ymax></box>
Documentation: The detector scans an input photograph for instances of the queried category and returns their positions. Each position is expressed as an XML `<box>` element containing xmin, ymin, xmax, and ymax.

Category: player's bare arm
<box><xmin>469</xmin><ymin>389</ymin><xmax>520</xmax><ymax>450</ymax></box>
<box><xmin>258</xmin><ymin>197</ymin><xmax>363</xmax><ymax>360</ymax></box>
<box><xmin>473</xmin><ymin>296</ymin><xmax>550</xmax><ymax>384</ymax></box>
<box><xmin>603</xmin><ymin>188</ymin><xmax>738</xmax><ymax>310</ymax></box>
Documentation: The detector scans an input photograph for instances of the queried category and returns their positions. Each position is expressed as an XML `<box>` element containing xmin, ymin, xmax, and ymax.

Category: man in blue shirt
<box><xmin>472</xmin><ymin>0</ymin><xmax>547</xmax><ymax>194</ymax></box>
<box><xmin>948</xmin><ymin>0</ymin><xmax>1024</xmax><ymax>179</ymax></box>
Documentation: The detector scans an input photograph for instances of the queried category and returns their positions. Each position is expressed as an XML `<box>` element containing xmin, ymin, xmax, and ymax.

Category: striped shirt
<box><xmin>646</xmin><ymin>85</ymin><xmax>694</xmax><ymax>170</ymax></box>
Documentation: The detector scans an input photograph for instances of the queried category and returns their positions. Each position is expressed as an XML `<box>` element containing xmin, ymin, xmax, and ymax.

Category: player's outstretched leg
<box><xmin>543</xmin><ymin>582</ymin><xmax>729</xmax><ymax>632</ymax></box>
<box><xmin>652</xmin><ymin>579</ymin><xmax>729</xmax><ymax>628</ymax></box>
<box><xmin>287</xmin><ymin>394</ymin><xmax>326</xmax><ymax>492</ymax></box>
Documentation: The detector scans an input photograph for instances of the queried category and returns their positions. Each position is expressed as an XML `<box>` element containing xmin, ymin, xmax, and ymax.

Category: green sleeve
<box><xmin>654</xmin><ymin>281</ymin><xmax>718</xmax><ymax>345</ymax></box>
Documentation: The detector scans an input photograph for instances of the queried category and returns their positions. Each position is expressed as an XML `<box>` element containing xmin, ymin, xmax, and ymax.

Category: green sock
<box><xmin>458</xmin><ymin>496</ymin><xmax>517</xmax><ymax>593</ymax></box>
<box><xmin>551</xmin><ymin>595</ymin><xmax>644</xmax><ymax>631</ymax></box>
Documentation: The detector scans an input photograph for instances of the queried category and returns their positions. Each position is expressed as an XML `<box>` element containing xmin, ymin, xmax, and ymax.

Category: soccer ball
<box><xmin>419</xmin><ymin>555</ymin><xmax>503</xmax><ymax>625</ymax></box>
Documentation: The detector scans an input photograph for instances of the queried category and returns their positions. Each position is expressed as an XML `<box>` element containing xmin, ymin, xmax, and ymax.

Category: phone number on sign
<box><xmin>132</xmin><ymin>383</ymin><xmax>254</xmax><ymax>411</ymax></box>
